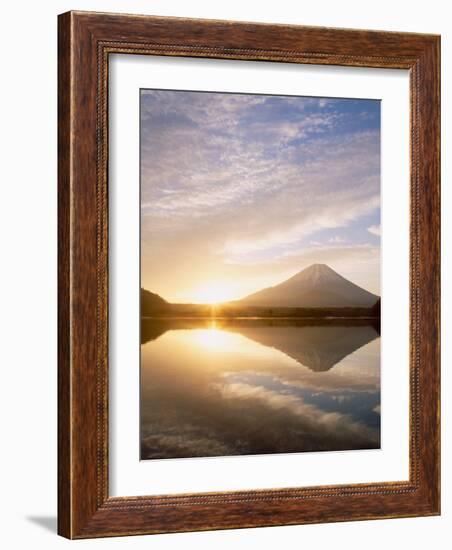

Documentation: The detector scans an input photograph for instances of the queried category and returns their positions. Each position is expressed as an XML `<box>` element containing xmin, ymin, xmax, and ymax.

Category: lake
<box><xmin>140</xmin><ymin>318</ymin><xmax>380</xmax><ymax>460</ymax></box>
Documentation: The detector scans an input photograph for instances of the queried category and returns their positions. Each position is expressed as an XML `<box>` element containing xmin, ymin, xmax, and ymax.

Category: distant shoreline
<box><xmin>141</xmin><ymin>315</ymin><xmax>380</xmax><ymax>320</ymax></box>
<box><xmin>140</xmin><ymin>314</ymin><xmax>381</xmax><ymax>345</ymax></box>
<box><xmin>140</xmin><ymin>285</ymin><xmax>381</xmax><ymax>320</ymax></box>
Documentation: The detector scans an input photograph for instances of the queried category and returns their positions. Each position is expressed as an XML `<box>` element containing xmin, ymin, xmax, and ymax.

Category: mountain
<box><xmin>141</xmin><ymin>288</ymin><xmax>170</xmax><ymax>315</ymax></box>
<box><xmin>371</xmin><ymin>297</ymin><xmax>381</xmax><ymax>316</ymax></box>
<box><xmin>228</xmin><ymin>324</ymin><xmax>379</xmax><ymax>372</ymax></box>
<box><xmin>239</xmin><ymin>264</ymin><xmax>378</xmax><ymax>308</ymax></box>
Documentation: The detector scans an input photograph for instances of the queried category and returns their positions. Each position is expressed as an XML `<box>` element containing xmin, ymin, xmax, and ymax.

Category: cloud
<box><xmin>328</xmin><ymin>236</ymin><xmax>346</xmax><ymax>244</ymax></box>
<box><xmin>367</xmin><ymin>224</ymin><xmax>381</xmax><ymax>236</ymax></box>
<box><xmin>217</xmin><ymin>381</ymin><xmax>378</xmax><ymax>443</ymax></box>
<box><xmin>220</xmin><ymin>191</ymin><xmax>380</xmax><ymax>260</ymax></box>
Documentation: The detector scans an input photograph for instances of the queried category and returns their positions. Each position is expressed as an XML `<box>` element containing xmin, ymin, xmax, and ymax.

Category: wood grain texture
<box><xmin>57</xmin><ymin>10</ymin><xmax>72</xmax><ymax>538</ymax></box>
<box><xmin>57</xmin><ymin>10</ymin><xmax>440</xmax><ymax>539</ymax></box>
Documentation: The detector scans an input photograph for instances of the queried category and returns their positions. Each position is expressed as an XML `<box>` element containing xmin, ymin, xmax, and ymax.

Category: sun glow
<box><xmin>191</xmin><ymin>328</ymin><xmax>237</xmax><ymax>351</ymax></box>
<box><xmin>192</xmin><ymin>283</ymin><xmax>237</xmax><ymax>305</ymax></box>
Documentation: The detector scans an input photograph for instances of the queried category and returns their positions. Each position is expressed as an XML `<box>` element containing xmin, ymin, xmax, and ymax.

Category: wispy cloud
<box><xmin>367</xmin><ymin>224</ymin><xmax>381</xmax><ymax>236</ymax></box>
<box><xmin>329</xmin><ymin>236</ymin><xmax>346</xmax><ymax>244</ymax></box>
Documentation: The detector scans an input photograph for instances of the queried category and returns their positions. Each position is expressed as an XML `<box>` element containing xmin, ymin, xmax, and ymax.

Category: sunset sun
<box><xmin>192</xmin><ymin>283</ymin><xmax>236</xmax><ymax>305</ymax></box>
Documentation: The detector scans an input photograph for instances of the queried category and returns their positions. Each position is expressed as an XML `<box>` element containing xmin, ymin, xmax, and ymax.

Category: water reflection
<box><xmin>140</xmin><ymin>319</ymin><xmax>380</xmax><ymax>459</ymax></box>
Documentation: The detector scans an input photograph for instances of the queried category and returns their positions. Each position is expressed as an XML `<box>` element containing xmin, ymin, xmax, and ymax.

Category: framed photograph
<box><xmin>58</xmin><ymin>11</ymin><xmax>440</xmax><ymax>538</ymax></box>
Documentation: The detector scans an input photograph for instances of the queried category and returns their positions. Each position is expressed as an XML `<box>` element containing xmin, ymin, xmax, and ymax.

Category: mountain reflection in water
<box><xmin>140</xmin><ymin>318</ymin><xmax>380</xmax><ymax>459</ymax></box>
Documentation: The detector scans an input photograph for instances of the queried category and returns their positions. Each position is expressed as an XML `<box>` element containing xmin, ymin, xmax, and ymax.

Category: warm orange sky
<box><xmin>140</xmin><ymin>90</ymin><xmax>381</xmax><ymax>303</ymax></box>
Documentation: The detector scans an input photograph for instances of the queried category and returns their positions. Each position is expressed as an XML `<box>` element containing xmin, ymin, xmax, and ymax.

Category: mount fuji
<box><xmin>239</xmin><ymin>264</ymin><xmax>378</xmax><ymax>308</ymax></box>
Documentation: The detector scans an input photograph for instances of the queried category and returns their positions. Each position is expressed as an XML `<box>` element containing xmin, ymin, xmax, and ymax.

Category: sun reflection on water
<box><xmin>191</xmin><ymin>327</ymin><xmax>238</xmax><ymax>351</ymax></box>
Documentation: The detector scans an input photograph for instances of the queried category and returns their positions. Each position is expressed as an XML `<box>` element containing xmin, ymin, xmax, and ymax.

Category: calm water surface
<box><xmin>140</xmin><ymin>319</ymin><xmax>380</xmax><ymax>459</ymax></box>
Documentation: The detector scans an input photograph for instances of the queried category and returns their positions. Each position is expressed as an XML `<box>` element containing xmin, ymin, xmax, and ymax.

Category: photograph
<box><xmin>139</xmin><ymin>89</ymin><xmax>382</xmax><ymax>460</ymax></box>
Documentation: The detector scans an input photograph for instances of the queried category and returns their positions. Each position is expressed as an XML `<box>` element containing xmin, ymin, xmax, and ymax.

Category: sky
<box><xmin>140</xmin><ymin>89</ymin><xmax>381</xmax><ymax>303</ymax></box>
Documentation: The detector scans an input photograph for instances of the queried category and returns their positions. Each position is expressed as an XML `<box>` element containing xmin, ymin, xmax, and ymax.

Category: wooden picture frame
<box><xmin>58</xmin><ymin>10</ymin><xmax>440</xmax><ymax>539</ymax></box>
